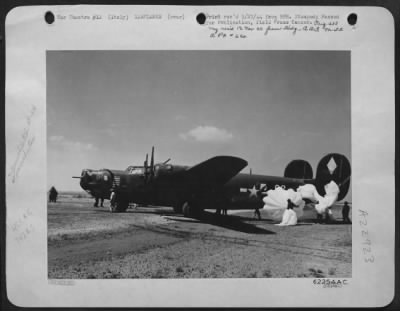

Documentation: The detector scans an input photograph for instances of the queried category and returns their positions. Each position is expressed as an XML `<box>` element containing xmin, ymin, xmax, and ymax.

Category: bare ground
<box><xmin>48</xmin><ymin>196</ymin><xmax>351</xmax><ymax>279</ymax></box>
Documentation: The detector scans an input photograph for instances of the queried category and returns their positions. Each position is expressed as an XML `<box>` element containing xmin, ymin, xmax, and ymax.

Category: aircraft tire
<box><xmin>182</xmin><ymin>202</ymin><xmax>192</xmax><ymax>217</ymax></box>
<box><xmin>173</xmin><ymin>205</ymin><xmax>182</xmax><ymax>214</ymax></box>
<box><xmin>115</xmin><ymin>200</ymin><xmax>129</xmax><ymax>213</ymax></box>
<box><xmin>182</xmin><ymin>202</ymin><xmax>202</xmax><ymax>218</ymax></box>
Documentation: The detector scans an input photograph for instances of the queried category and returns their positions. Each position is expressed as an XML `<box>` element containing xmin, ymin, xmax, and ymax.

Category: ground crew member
<box><xmin>254</xmin><ymin>206</ymin><xmax>261</xmax><ymax>220</ymax></box>
<box><xmin>325</xmin><ymin>207</ymin><xmax>333</xmax><ymax>223</ymax></box>
<box><xmin>93</xmin><ymin>194</ymin><xmax>105</xmax><ymax>207</ymax></box>
<box><xmin>315</xmin><ymin>201</ymin><xmax>323</xmax><ymax>223</ymax></box>
<box><xmin>49</xmin><ymin>186</ymin><xmax>58</xmax><ymax>203</ymax></box>
<box><xmin>110</xmin><ymin>191</ymin><xmax>116</xmax><ymax>212</ymax></box>
<box><xmin>287</xmin><ymin>199</ymin><xmax>298</xmax><ymax>210</ymax></box>
<box><xmin>342</xmin><ymin>201</ymin><xmax>351</xmax><ymax>224</ymax></box>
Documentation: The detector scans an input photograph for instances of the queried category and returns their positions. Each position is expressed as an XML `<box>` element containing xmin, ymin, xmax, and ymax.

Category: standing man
<box><xmin>109</xmin><ymin>191</ymin><xmax>116</xmax><ymax>212</ymax></box>
<box><xmin>325</xmin><ymin>206</ymin><xmax>333</xmax><ymax>223</ymax></box>
<box><xmin>315</xmin><ymin>201</ymin><xmax>323</xmax><ymax>223</ymax></box>
<box><xmin>276</xmin><ymin>199</ymin><xmax>298</xmax><ymax>226</ymax></box>
<box><xmin>287</xmin><ymin>198</ymin><xmax>298</xmax><ymax>210</ymax></box>
<box><xmin>254</xmin><ymin>206</ymin><xmax>261</xmax><ymax>220</ymax></box>
<box><xmin>94</xmin><ymin>195</ymin><xmax>104</xmax><ymax>207</ymax></box>
<box><xmin>342</xmin><ymin>201</ymin><xmax>351</xmax><ymax>224</ymax></box>
<box><xmin>49</xmin><ymin>186</ymin><xmax>58</xmax><ymax>203</ymax></box>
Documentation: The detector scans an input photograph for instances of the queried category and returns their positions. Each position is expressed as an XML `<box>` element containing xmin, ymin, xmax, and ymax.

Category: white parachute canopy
<box><xmin>276</xmin><ymin>208</ymin><xmax>298</xmax><ymax>226</ymax></box>
<box><xmin>262</xmin><ymin>181</ymin><xmax>340</xmax><ymax>220</ymax></box>
<box><xmin>313</xmin><ymin>181</ymin><xmax>340</xmax><ymax>214</ymax></box>
<box><xmin>262</xmin><ymin>186</ymin><xmax>305</xmax><ymax>221</ymax></box>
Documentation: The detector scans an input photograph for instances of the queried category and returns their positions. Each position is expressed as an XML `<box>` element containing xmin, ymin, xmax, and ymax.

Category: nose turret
<box><xmin>74</xmin><ymin>169</ymin><xmax>113</xmax><ymax>195</ymax></box>
<box><xmin>79</xmin><ymin>169</ymin><xmax>93</xmax><ymax>190</ymax></box>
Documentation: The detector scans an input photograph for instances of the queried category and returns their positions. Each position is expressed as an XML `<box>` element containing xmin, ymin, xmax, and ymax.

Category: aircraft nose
<box><xmin>80</xmin><ymin>169</ymin><xmax>92</xmax><ymax>189</ymax></box>
<box><xmin>79</xmin><ymin>169</ymin><xmax>112</xmax><ymax>190</ymax></box>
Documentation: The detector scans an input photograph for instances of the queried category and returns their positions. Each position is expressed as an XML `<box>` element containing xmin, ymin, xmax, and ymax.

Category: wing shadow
<box><xmin>168</xmin><ymin>211</ymin><xmax>276</xmax><ymax>234</ymax></box>
<box><xmin>93</xmin><ymin>207</ymin><xmax>275</xmax><ymax>233</ymax></box>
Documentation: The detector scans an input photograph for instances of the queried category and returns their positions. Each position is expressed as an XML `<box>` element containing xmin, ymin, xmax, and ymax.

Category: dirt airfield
<box><xmin>48</xmin><ymin>193</ymin><xmax>352</xmax><ymax>279</ymax></box>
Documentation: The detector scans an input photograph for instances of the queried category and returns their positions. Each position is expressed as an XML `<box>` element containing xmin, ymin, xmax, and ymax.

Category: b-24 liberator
<box><xmin>73</xmin><ymin>147</ymin><xmax>351</xmax><ymax>218</ymax></box>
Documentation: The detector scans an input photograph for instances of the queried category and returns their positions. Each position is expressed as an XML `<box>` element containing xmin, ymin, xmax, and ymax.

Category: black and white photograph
<box><xmin>5</xmin><ymin>5</ymin><xmax>395</xmax><ymax>308</ymax></box>
<box><xmin>47</xmin><ymin>50</ymin><xmax>352</xmax><ymax>279</ymax></box>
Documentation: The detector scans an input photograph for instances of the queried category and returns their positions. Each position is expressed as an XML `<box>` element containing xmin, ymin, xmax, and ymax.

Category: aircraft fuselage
<box><xmin>75</xmin><ymin>150</ymin><xmax>350</xmax><ymax>217</ymax></box>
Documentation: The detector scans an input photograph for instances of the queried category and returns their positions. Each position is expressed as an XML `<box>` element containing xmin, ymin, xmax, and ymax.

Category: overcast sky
<box><xmin>47</xmin><ymin>50</ymin><xmax>351</xmax><ymax>197</ymax></box>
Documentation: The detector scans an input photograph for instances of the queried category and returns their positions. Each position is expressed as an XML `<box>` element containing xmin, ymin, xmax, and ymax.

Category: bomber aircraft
<box><xmin>73</xmin><ymin>147</ymin><xmax>351</xmax><ymax>218</ymax></box>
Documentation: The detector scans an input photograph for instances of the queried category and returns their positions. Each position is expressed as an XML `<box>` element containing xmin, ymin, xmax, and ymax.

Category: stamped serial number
<box><xmin>313</xmin><ymin>279</ymin><xmax>349</xmax><ymax>288</ymax></box>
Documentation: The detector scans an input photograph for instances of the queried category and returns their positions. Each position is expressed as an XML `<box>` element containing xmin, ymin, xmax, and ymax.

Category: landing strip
<box><xmin>48</xmin><ymin>196</ymin><xmax>351</xmax><ymax>279</ymax></box>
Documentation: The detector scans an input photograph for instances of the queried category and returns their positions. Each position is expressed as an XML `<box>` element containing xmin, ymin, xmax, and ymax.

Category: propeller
<box><xmin>144</xmin><ymin>153</ymin><xmax>148</xmax><ymax>176</ymax></box>
<box><xmin>143</xmin><ymin>147</ymin><xmax>155</xmax><ymax>182</ymax></box>
<box><xmin>149</xmin><ymin>146</ymin><xmax>155</xmax><ymax>180</ymax></box>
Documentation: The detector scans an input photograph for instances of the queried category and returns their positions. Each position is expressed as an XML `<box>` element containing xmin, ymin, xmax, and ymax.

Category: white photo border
<box><xmin>5</xmin><ymin>5</ymin><xmax>395</xmax><ymax>308</ymax></box>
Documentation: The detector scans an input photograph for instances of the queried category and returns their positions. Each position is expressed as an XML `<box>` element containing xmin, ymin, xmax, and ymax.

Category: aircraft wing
<box><xmin>184</xmin><ymin>156</ymin><xmax>248</xmax><ymax>187</ymax></box>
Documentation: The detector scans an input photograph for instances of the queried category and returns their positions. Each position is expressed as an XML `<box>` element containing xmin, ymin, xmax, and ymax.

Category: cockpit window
<box><xmin>127</xmin><ymin>167</ymin><xmax>144</xmax><ymax>175</ymax></box>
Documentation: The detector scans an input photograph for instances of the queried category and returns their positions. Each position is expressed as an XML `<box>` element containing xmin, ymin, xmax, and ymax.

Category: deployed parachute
<box><xmin>297</xmin><ymin>181</ymin><xmax>340</xmax><ymax>214</ymax></box>
<box><xmin>262</xmin><ymin>186</ymin><xmax>305</xmax><ymax>221</ymax></box>
<box><xmin>262</xmin><ymin>181</ymin><xmax>340</xmax><ymax>220</ymax></box>
<box><xmin>276</xmin><ymin>209</ymin><xmax>298</xmax><ymax>226</ymax></box>
<box><xmin>263</xmin><ymin>153</ymin><xmax>350</xmax><ymax>222</ymax></box>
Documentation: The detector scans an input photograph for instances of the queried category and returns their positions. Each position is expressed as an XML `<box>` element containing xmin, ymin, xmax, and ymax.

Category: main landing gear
<box><xmin>173</xmin><ymin>205</ymin><xmax>182</xmax><ymax>214</ymax></box>
<box><xmin>182</xmin><ymin>201</ymin><xmax>202</xmax><ymax>218</ymax></box>
<box><xmin>110</xmin><ymin>193</ymin><xmax>129</xmax><ymax>213</ymax></box>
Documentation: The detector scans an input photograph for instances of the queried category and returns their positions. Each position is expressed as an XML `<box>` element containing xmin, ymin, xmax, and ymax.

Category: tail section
<box><xmin>315</xmin><ymin>153</ymin><xmax>351</xmax><ymax>201</ymax></box>
<box><xmin>284</xmin><ymin>160</ymin><xmax>313</xmax><ymax>180</ymax></box>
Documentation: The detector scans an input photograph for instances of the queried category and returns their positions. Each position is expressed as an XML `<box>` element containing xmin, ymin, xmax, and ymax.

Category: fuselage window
<box><xmin>129</xmin><ymin>167</ymin><xmax>144</xmax><ymax>175</ymax></box>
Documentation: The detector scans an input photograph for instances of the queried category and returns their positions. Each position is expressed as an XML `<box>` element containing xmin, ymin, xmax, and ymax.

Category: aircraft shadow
<box><xmin>169</xmin><ymin>211</ymin><xmax>276</xmax><ymax>235</ymax></box>
<box><xmin>127</xmin><ymin>209</ymin><xmax>178</xmax><ymax>216</ymax></box>
<box><xmin>227</xmin><ymin>215</ymin><xmax>277</xmax><ymax>223</ymax></box>
<box><xmin>92</xmin><ymin>207</ymin><xmax>177</xmax><ymax>216</ymax></box>
<box><xmin>302</xmin><ymin>218</ymin><xmax>352</xmax><ymax>225</ymax></box>
<box><xmin>92</xmin><ymin>208</ymin><xmax>275</xmax><ymax>233</ymax></box>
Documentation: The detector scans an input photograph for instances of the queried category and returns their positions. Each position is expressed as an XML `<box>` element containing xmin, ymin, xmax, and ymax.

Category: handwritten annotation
<box><xmin>8</xmin><ymin>105</ymin><xmax>36</xmax><ymax>184</ymax></box>
<box><xmin>205</xmin><ymin>13</ymin><xmax>343</xmax><ymax>38</ymax></box>
<box><xmin>7</xmin><ymin>208</ymin><xmax>34</xmax><ymax>243</ymax></box>
<box><xmin>359</xmin><ymin>209</ymin><xmax>374</xmax><ymax>263</ymax></box>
